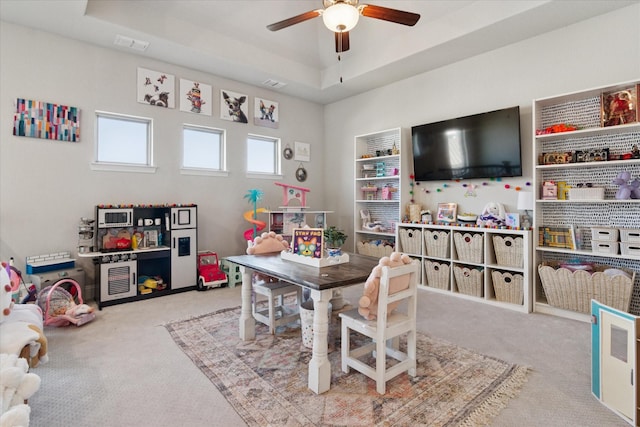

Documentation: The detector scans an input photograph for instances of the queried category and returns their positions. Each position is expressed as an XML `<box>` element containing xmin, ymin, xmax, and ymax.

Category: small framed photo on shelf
<box><xmin>602</xmin><ymin>85</ymin><xmax>638</xmax><ymax>127</ymax></box>
<box><xmin>538</xmin><ymin>226</ymin><xmax>576</xmax><ymax>250</ymax></box>
<box><xmin>505</xmin><ymin>212</ymin><xmax>520</xmax><ymax>228</ymax></box>
<box><xmin>436</xmin><ymin>203</ymin><xmax>457</xmax><ymax>223</ymax></box>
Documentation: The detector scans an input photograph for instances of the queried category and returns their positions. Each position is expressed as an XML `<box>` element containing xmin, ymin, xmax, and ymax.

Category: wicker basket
<box><xmin>398</xmin><ymin>228</ymin><xmax>422</xmax><ymax>255</ymax></box>
<box><xmin>424</xmin><ymin>230</ymin><xmax>450</xmax><ymax>258</ymax></box>
<box><xmin>491</xmin><ymin>270</ymin><xmax>524</xmax><ymax>305</ymax></box>
<box><xmin>356</xmin><ymin>241</ymin><xmax>394</xmax><ymax>258</ymax></box>
<box><xmin>453</xmin><ymin>232</ymin><xmax>484</xmax><ymax>263</ymax></box>
<box><xmin>492</xmin><ymin>235</ymin><xmax>524</xmax><ymax>268</ymax></box>
<box><xmin>424</xmin><ymin>260</ymin><xmax>450</xmax><ymax>290</ymax></box>
<box><xmin>453</xmin><ymin>265</ymin><xmax>483</xmax><ymax>297</ymax></box>
<box><xmin>538</xmin><ymin>261</ymin><xmax>634</xmax><ymax>314</ymax></box>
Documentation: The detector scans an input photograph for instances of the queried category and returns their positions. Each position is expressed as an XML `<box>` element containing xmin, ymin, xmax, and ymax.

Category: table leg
<box><xmin>307</xmin><ymin>289</ymin><xmax>332</xmax><ymax>394</ymax></box>
<box><xmin>238</xmin><ymin>266</ymin><xmax>255</xmax><ymax>341</ymax></box>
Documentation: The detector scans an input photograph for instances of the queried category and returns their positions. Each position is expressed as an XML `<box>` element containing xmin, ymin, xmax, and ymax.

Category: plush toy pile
<box><xmin>358</xmin><ymin>252</ymin><xmax>413</xmax><ymax>320</ymax></box>
<box><xmin>476</xmin><ymin>202</ymin><xmax>507</xmax><ymax>227</ymax></box>
<box><xmin>0</xmin><ymin>353</ymin><xmax>40</xmax><ymax>427</ymax></box>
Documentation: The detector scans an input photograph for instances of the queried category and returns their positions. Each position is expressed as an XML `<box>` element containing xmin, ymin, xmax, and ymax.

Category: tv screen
<box><xmin>411</xmin><ymin>106</ymin><xmax>522</xmax><ymax>181</ymax></box>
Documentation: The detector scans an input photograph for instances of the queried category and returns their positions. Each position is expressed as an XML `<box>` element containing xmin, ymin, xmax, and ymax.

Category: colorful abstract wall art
<box><xmin>13</xmin><ymin>98</ymin><xmax>80</xmax><ymax>142</ymax></box>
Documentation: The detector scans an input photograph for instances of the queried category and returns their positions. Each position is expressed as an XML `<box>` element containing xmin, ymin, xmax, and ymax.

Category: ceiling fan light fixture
<box><xmin>322</xmin><ymin>3</ymin><xmax>359</xmax><ymax>32</ymax></box>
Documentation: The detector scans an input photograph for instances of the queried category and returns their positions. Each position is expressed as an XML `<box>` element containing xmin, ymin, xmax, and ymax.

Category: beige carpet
<box><xmin>165</xmin><ymin>305</ymin><xmax>529</xmax><ymax>427</ymax></box>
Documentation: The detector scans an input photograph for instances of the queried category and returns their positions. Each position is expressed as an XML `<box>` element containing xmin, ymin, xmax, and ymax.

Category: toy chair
<box><xmin>339</xmin><ymin>261</ymin><xmax>419</xmax><ymax>394</ymax></box>
<box><xmin>246</xmin><ymin>232</ymin><xmax>302</xmax><ymax>334</ymax></box>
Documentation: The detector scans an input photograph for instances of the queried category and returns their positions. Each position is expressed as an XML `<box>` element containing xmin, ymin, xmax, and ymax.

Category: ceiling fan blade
<box><xmin>360</xmin><ymin>4</ymin><xmax>420</xmax><ymax>26</ymax></box>
<box><xmin>335</xmin><ymin>31</ymin><xmax>350</xmax><ymax>53</ymax></box>
<box><xmin>267</xmin><ymin>9</ymin><xmax>322</xmax><ymax>31</ymax></box>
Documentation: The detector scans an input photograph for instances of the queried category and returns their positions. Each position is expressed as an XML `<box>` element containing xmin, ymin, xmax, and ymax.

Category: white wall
<box><xmin>323</xmin><ymin>4</ymin><xmax>640</xmax><ymax>246</ymax></box>
<box><xmin>0</xmin><ymin>22</ymin><xmax>325</xmax><ymax>291</ymax></box>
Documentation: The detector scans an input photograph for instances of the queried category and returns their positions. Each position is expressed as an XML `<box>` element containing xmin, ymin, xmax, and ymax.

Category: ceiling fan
<box><xmin>267</xmin><ymin>0</ymin><xmax>420</xmax><ymax>53</ymax></box>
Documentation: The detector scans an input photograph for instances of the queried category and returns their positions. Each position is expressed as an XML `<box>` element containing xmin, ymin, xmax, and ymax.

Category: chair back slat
<box><xmin>376</xmin><ymin>261</ymin><xmax>419</xmax><ymax>326</ymax></box>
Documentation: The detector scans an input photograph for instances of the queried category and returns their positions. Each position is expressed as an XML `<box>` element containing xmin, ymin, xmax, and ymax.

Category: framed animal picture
<box><xmin>220</xmin><ymin>89</ymin><xmax>248</xmax><ymax>123</ymax></box>
<box><xmin>179</xmin><ymin>79</ymin><xmax>212</xmax><ymax>116</ymax></box>
<box><xmin>254</xmin><ymin>97</ymin><xmax>279</xmax><ymax>128</ymax></box>
<box><xmin>436</xmin><ymin>203</ymin><xmax>457</xmax><ymax>223</ymax></box>
<box><xmin>292</xmin><ymin>228</ymin><xmax>323</xmax><ymax>258</ymax></box>
<box><xmin>137</xmin><ymin>67</ymin><xmax>175</xmax><ymax>108</ymax></box>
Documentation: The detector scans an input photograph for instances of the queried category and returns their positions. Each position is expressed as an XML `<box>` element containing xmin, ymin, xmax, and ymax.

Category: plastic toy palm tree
<box><xmin>244</xmin><ymin>188</ymin><xmax>264</xmax><ymax>239</ymax></box>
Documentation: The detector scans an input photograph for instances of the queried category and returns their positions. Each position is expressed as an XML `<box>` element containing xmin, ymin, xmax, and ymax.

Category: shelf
<box><xmin>355</xmin><ymin>154</ymin><xmax>400</xmax><ymax>162</ymax></box>
<box><xmin>536</xmin><ymin>246</ymin><xmax>640</xmax><ymax>261</ymax></box>
<box><xmin>355</xmin><ymin>230</ymin><xmax>395</xmax><ymax>237</ymax></box>
<box><xmin>535</xmin><ymin>122</ymin><xmax>640</xmax><ymax>142</ymax></box>
<box><xmin>355</xmin><ymin>175</ymin><xmax>399</xmax><ymax>181</ymax></box>
<box><xmin>535</xmin><ymin>158</ymin><xmax>640</xmax><ymax>170</ymax></box>
<box><xmin>536</xmin><ymin>199</ymin><xmax>640</xmax><ymax>204</ymax></box>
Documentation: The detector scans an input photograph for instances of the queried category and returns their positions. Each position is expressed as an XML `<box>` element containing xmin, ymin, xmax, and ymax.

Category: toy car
<box><xmin>197</xmin><ymin>251</ymin><xmax>228</xmax><ymax>291</ymax></box>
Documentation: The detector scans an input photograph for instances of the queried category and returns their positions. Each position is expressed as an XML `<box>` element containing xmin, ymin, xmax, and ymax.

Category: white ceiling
<box><xmin>1</xmin><ymin>0</ymin><xmax>637</xmax><ymax>104</ymax></box>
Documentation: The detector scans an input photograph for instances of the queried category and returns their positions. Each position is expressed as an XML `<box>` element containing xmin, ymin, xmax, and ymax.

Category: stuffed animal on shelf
<box><xmin>612</xmin><ymin>171</ymin><xmax>640</xmax><ymax>200</ymax></box>
<box><xmin>0</xmin><ymin>353</ymin><xmax>41</xmax><ymax>427</ymax></box>
<box><xmin>358</xmin><ymin>252</ymin><xmax>413</xmax><ymax>320</ymax></box>
<box><xmin>476</xmin><ymin>202</ymin><xmax>507</xmax><ymax>227</ymax></box>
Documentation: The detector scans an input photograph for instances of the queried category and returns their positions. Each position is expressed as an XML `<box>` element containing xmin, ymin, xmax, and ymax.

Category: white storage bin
<box><xmin>620</xmin><ymin>242</ymin><xmax>640</xmax><ymax>257</ymax></box>
<box><xmin>591</xmin><ymin>240</ymin><xmax>619</xmax><ymax>255</ymax></box>
<box><xmin>591</xmin><ymin>227</ymin><xmax>619</xmax><ymax>242</ymax></box>
<box><xmin>568</xmin><ymin>187</ymin><xmax>605</xmax><ymax>200</ymax></box>
<box><xmin>620</xmin><ymin>228</ymin><xmax>640</xmax><ymax>243</ymax></box>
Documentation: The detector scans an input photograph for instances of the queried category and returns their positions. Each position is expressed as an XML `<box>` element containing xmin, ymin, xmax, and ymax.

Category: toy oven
<box><xmin>99</xmin><ymin>255</ymin><xmax>137</xmax><ymax>303</ymax></box>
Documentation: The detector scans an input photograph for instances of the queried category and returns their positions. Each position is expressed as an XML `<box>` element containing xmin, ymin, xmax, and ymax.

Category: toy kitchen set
<box><xmin>80</xmin><ymin>204</ymin><xmax>197</xmax><ymax>309</ymax></box>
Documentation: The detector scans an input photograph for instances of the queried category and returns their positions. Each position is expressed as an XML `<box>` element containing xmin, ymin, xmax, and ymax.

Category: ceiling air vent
<box><xmin>262</xmin><ymin>79</ymin><xmax>287</xmax><ymax>89</ymax></box>
<box><xmin>114</xmin><ymin>35</ymin><xmax>149</xmax><ymax>52</ymax></box>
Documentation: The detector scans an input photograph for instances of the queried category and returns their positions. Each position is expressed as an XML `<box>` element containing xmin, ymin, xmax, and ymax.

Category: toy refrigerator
<box><xmin>170</xmin><ymin>206</ymin><xmax>197</xmax><ymax>290</ymax></box>
<box><xmin>591</xmin><ymin>299</ymin><xmax>639</xmax><ymax>426</ymax></box>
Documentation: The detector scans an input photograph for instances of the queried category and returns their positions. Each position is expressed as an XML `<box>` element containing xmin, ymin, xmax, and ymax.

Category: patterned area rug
<box><xmin>165</xmin><ymin>306</ymin><xmax>529</xmax><ymax>427</ymax></box>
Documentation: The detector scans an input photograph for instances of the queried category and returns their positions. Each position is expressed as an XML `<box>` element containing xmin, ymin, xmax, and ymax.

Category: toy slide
<box><xmin>243</xmin><ymin>208</ymin><xmax>267</xmax><ymax>241</ymax></box>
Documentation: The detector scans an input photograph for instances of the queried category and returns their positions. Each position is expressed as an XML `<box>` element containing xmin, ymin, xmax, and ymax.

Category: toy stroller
<box><xmin>36</xmin><ymin>279</ymin><xmax>95</xmax><ymax>327</ymax></box>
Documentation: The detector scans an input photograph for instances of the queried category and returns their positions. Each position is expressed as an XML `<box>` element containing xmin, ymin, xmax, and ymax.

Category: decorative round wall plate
<box><xmin>296</xmin><ymin>164</ymin><xmax>307</xmax><ymax>182</ymax></box>
<box><xmin>283</xmin><ymin>145</ymin><xmax>293</xmax><ymax>160</ymax></box>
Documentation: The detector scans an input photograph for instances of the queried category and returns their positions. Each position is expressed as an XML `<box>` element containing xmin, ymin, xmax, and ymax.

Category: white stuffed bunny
<box><xmin>476</xmin><ymin>202</ymin><xmax>506</xmax><ymax>227</ymax></box>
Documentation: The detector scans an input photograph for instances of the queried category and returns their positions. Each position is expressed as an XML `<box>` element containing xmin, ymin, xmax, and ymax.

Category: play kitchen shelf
<box><xmin>532</xmin><ymin>79</ymin><xmax>640</xmax><ymax>321</ymax></box>
<box><xmin>79</xmin><ymin>204</ymin><xmax>198</xmax><ymax>309</ymax></box>
<box><xmin>396</xmin><ymin>223</ymin><xmax>532</xmax><ymax>313</ymax></box>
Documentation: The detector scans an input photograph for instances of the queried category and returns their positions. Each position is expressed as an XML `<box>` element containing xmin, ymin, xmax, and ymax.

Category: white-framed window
<box><xmin>91</xmin><ymin>111</ymin><xmax>155</xmax><ymax>173</ymax></box>
<box><xmin>247</xmin><ymin>134</ymin><xmax>281</xmax><ymax>178</ymax></box>
<box><xmin>181</xmin><ymin>124</ymin><xmax>227</xmax><ymax>176</ymax></box>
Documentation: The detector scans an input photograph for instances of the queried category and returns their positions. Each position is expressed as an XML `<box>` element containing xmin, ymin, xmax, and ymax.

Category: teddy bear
<box><xmin>476</xmin><ymin>202</ymin><xmax>506</xmax><ymax>227</ymax></box>
<box><xmin>358</xmin><ymin>252</ymin><xmax>413</xmax><ymax>320</ymax></box>
<box><xmin>0</xmin><ymin>352</ymin><xmax>41</xmax><ymax>427</ymax></box>
<box><xmin>0</xmin><ymin>265</ymin><xmax>49</xmax><ymax>368</ymax></box>
<box><xmin>246</xmin><ymin>231</ymin><xmax>290</xmax><ymax>255</ymax></box>
<box><xmin>612</xmin><ymin>171</ymin><xmax>640</xmax><ymax>200</ymax></box>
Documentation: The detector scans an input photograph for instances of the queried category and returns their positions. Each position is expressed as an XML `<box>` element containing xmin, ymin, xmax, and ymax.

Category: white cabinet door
<box><xmin>171</xmin><ymin>228</ymin><xmax>197</xmax><ymax>289</ymax></box>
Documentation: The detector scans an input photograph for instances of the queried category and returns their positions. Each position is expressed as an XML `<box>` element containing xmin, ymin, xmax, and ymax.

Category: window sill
<box><xmin>180</xmin><ymin>168</ymin><xmax>229</xmax><ymax>177</ymax></box>
<box><xmin>90</xmin><ymin>162</ymin><xmax>157</xmax><ymax>173</ymax></box>
<box><xmin>246</xmin><ymin>173</ymin><xmax>284</xmax><ymax>180</ymax></box>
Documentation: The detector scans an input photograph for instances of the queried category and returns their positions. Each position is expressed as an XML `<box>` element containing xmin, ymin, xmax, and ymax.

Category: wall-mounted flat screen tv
<box><xmin>411</xmin><ymin>106</ymin><xmax>522</xmax><ymax>181</ymax></box>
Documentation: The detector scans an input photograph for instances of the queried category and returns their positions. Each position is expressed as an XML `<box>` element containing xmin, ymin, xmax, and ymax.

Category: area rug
<box><xmin>165</xmin><ymin>306</ymin><xmax>529</xmax><ymax>427</ymax></box>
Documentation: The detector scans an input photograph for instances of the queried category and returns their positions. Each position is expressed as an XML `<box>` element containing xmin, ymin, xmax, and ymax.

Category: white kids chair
<box><xmin>246</xmin><ymin>232</ymin><xmax>302</xmax><ymax>334</ymax></box>
<box><xmin>339</xmin><ymin>260</ymin><xmax>419</xmax><ymax>394</ymax></box>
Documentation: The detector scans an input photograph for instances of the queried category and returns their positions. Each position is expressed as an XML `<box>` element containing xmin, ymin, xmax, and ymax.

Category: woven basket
<box><xmin>424</xmin><ymin>230</ymin><xmax>450</xmax><ymax>258</ymax></box>
<box><xmin>538</xmin><ymin>261</ymin><xmax>634</xmax><ymax>314</ymax></box>
<box><xmin>424</xmin><ymin>260</ymin><xmax>450</xmax><ymax>290</ymax></box>
<box><xmin>399</xmin><ymin>228</ymin><xmax>422</xmax><ymax>255</ymax></box>
<box><xmin>491</xmin><ymin>270</ymin><xmax>524</xmax><ymax>305</ymax></box>
<box><xmin>492</xmin><ymin>235</ymin><xmax>524</xmax><ymax>268</ymax></box>
<box><xmin>356</xmin><ymin>241</ymin><xmax>394</xmax><ymax>258</ymax></box>
<box><xmin>453</xmin><ymin>265</ymin><xmax>483</xmax><ymax>297</ymax></box>
<box><xmin>453</xmin><ymin>232</ymin><xmax>484</xmax><ymax>263</ymax></box>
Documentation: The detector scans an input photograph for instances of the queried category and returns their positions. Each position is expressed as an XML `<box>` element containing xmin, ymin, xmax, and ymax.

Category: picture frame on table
<box><xmin>436</xmin><ymin>203</ymin><xmax>457</xmax><ymax>223</ymax></box>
